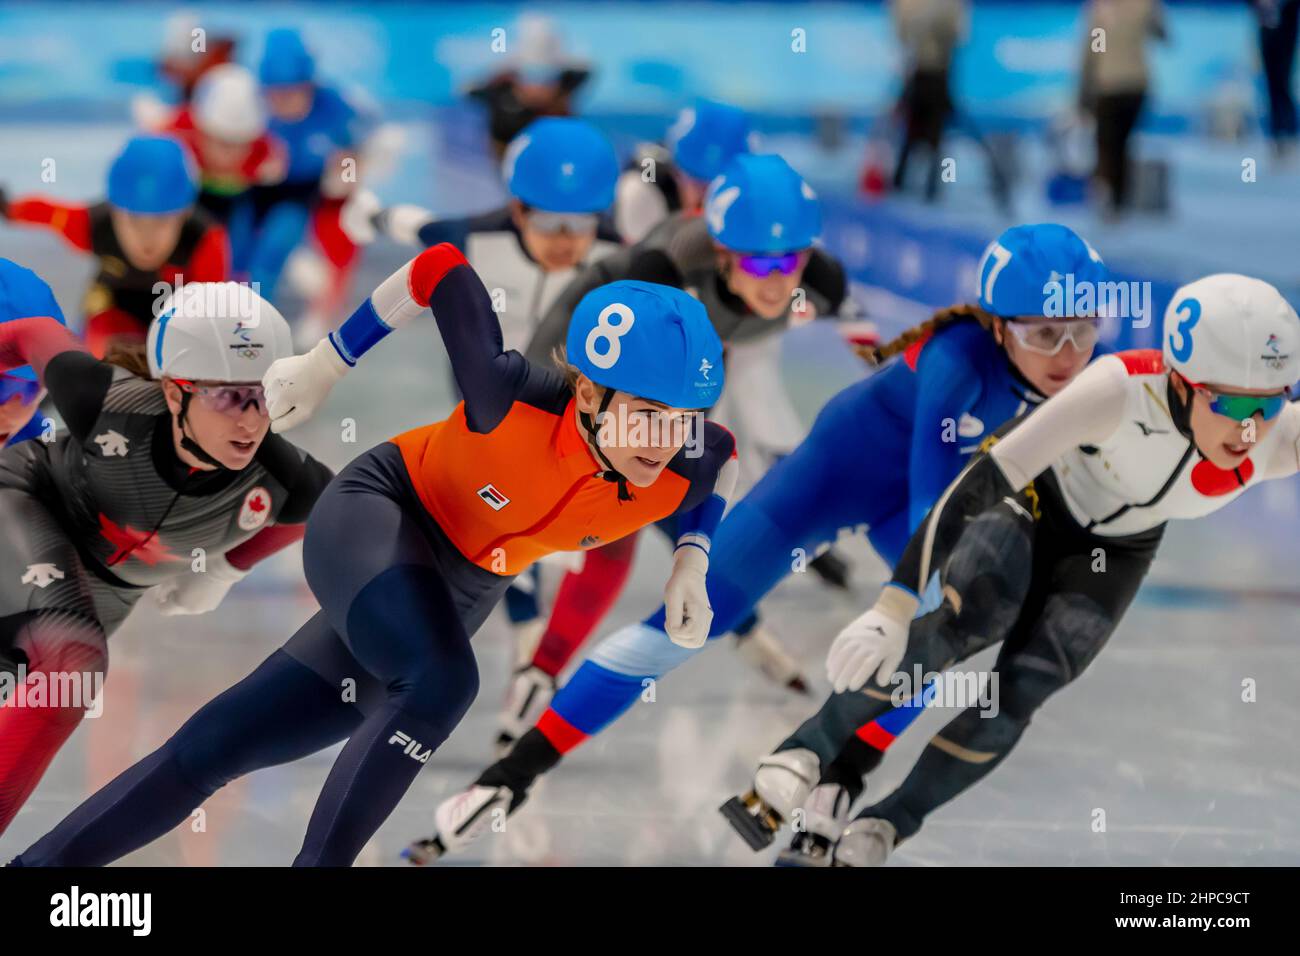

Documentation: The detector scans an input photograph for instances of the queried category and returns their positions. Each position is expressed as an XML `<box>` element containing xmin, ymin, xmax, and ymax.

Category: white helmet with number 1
<box><xmin>1163</xmin><ymin>273</ymin><xmax>1300</xmax><ymax>391</ymax></box>
<box><xmin>148</xmin><ymin>281</ymin><xmax>294</xmax><ymax>383</ymax></box>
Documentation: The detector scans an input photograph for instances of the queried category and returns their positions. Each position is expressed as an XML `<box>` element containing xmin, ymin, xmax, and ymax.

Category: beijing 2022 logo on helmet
<box><xmin>230</xmin><ymin>320</ymin><xmax>263</xmax><ymax>361</ymax></box>
<box><xmin>1262</xmin><ymin>333</ymin><xmax>1291</xmax><ymax>370</ymax></box>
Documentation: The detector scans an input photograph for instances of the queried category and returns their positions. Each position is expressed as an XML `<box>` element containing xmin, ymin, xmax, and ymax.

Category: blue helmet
<box><xmin>976</xmin><ymin>223</ymin><xmax>1110</xmax><ymax>318</ymax></box>
<box><xmin>667</xmin><ymin>100</ymin><xmax>752</xmax><ymax>182</ymax></box>
<box><xmin>107</xmin><ymin>136</ymin><xmax>197</xmax><ymax>215</ymax></box>
<box><xmin>1</xmin><ymin>258</ymin><xmax>67</xmax><ymax>383</ymax></box>
<box><xmin>260</xmin><ymin>28</ymin><xmax>315</xmax><ymax>87</ymax></box>
<box><xmin>503</xmin><ymin>117</ymin><xmax>619</xmax><ymax>213</ymax></box>
<box><xmin>704</xmin><ymin>154</ymin><xmax>820</xmax><ymax>254</ymax></box>
<box><xmin>567</xmin><ymin>280</ymin><xmax>724</xmax><ymax>409</ymax></box>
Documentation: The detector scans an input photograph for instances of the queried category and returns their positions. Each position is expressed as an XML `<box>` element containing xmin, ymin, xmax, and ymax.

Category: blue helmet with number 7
<box><xmin>976</xmin><ymin>223</ymin><xmax>1109</xmax><ymax>319</ymax></box>
<box><xmin>566</xmin><ymin>280</ymin><xmax>724</xmax><ymax>409</ymax></box>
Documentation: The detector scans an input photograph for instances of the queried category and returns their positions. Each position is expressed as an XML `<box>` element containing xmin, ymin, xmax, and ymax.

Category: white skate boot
<box><xmin>402</xmin><ymin>784</ymin><xmax>511</xmax><ymax>865</ymax></box>
<box><xmin>832</xmin><ymin>817</ymin><xmax>897</xmax><ymax>867</ymax></box>
<box><xmin>495</xmin><ymin>665</ymin><xmax>556</xmax><ymax>755</ymax></box>
<box><xmin>720</xmin><ymin>747</ymin><xmax>820</xmax><ymax>850</ymax></box>
<box><xmin>776</xmin><ymin>782</ymin><xmax>850</xmax><ymax>867</ymax></box>
<box><xmin>733</xmin><ymin>624</ymin><xmax>810</xmax><ymax>694</ymax></box>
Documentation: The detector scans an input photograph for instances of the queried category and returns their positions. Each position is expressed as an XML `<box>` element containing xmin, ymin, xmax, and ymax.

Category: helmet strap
<box><xmin>578</xmin><ymin>386</ymin><xmax>633</xmax><ymax>502</ymax></box>
<box><xmin>1166</xmin><ymin>373</ymin><xmax>1201</xmax><ymax>450</ymax></box>
<box><xmin>176</xmin><ymin>389</ymin><xmax>228</xmax><ymax>471</ymax></box>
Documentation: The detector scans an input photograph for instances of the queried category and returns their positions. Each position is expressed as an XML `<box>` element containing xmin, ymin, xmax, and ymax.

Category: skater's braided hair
<box><xmin>858</xmin><ymin>304</ymin><xmax>999</xmax><ymax>366</ymax></box>
<box><xmin>103</xmin><ymin>341</ymin><xmax>155</xmax><ymax>381</ymax></box>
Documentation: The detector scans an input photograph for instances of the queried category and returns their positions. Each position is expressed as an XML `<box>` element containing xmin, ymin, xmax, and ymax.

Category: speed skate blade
<box><xmin>720</xmin><ymin>795</ymin><xmax>777</xmax><ymax>851</ymax></box>
<box><xmin>401</xmin><ymin>835</ymin><xmax>446</xmax><ymax>866</ymax></box>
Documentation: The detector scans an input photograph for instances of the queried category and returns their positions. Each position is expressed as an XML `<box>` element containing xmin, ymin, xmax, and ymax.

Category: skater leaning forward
<box><xmin>726</xmin><ymin>272</ymin><xmax>1300</xmax><ymax>866</ymax></box>
<box><xmin>13</xmin><ymin>243</ymin><xmax>737</xmax><ymax>867</ymax></box>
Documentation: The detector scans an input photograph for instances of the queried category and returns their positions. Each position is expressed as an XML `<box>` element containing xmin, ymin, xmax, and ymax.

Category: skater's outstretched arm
<box><xmin>264</xmin><ymin>244</ymin><xmax>533</xmax><ymax>432</ymax></box>
<box><xmin>338</xmin><ymin>188</ymin><xmax>473</xmax><ymax>249</ymax></box>
<box><xmin>0</xmin><ymin>194</ymin><xmax>93</xmax><ymax>252</ymax></box>
<box><xmin>898</xmin><ymin>353</ymin><xmax>1128</xmax><ymax>595</ymax></box>
<box><xmin>661</xmin><ymin>426</ymin><xmax>739</xmax><ymax>647</ymax></box>
<box><xmin>827</xmin><ymin>354</ymin><xmax>1130</xmax><ymax>695</ymax></box>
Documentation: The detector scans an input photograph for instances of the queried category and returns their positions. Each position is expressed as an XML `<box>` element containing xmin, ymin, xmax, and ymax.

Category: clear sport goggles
<box><xmin>1003</xmin><ymin>317</ymin><xmax>1100</xmax><ymax>357</ymax></box>
<box><xmin>0</xmin><ymin>373</ymin><xmax>43</xmax><ymax>406</ymax></box>
<box><xmin>175</xmin><ymin>379</ymin><xmax>268</xmax><ymax>417</ymax></box>
<box><xmin>1181</xmin><ymin>376</ymin><xmax>1289</xmax><ymax>422</ymax></box>
<box><xmin>737</xmin><ymin>252</ymin><xmax>803</xmax><ymax>278</ymax></box>
<box><xmin>527</xmin><ymin>210</ymin><xmax>599</xmax><ymax>235</ymax></box>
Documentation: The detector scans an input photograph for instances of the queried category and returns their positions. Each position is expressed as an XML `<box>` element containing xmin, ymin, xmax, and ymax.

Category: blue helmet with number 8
<box><xmin>566</xmin><ymin>280</ymin><xmax>724</xmax><ymax>409</ymax></box>
<box><xmin>976</xmin><ymin>223</ymin><xmax>1109</xmax><ymax>318</ymax></box>
<box><xmin>1162</xmin><ymin>273</ymin><xmax>1300</xmax><ymax>390</ymax></box>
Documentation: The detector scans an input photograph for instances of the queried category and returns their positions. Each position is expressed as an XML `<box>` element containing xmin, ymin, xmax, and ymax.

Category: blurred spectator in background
<box><xmin>890</xmin><ymin>0</ymin><xmax>969</xmax><ymax>202</ymax></box>
<box><xmin>1080</xmin><ymin>0</ymin><xmax>1166</xmax><ymax>216</ymax></box>
<box><xmin>1254</xmin><ymin>0</ymin><xmax>1300</xmax><ymax>159</ymax></box>
<box><xmin>159</xmin><ymin>64</ymin><xmax>287</xmax><ymax>277</ymax></box>
<box><xmin>157</xmin><ymin>11</ymin><xmax>238</xmax><ymax>106</ymax></box>
<box><xmin>467</xmin><ymin>14</ymin><xmax>592</xmax><ymax>160</ymax></box>
<box><xmin>252</xmin><ymin>28</ymin><xmax>376</xmax><ymax>313</ymax></box>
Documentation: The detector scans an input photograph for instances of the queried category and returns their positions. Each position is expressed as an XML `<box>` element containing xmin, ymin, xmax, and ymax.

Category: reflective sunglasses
<box><xmin>1003</xmin><ymin>317</ymin><xmax>1101</xmax><ymax>357</ymax></box>
<box><xmin>527</xmin><ymin>211</ymin><xmax>599</xmax><ymax>235</ymax></box>
<box><xmin>0</xmin><ymin>373</ymin><xmax>43</xmax><ymax>406</ymax></box>
<box><xmin>175</xmin><ymin>379</ymin><xmax>268</xmax><ymax>417</ymax></box>
<box><xmin>1183</xmin><ymin>377</ymin><xmax>1289</xmax><ymax>422</ymax></box>
<box><xmin>737</xmin><ymin>252</ymin><xmax>802</xmax><ymax>278</ymax></box>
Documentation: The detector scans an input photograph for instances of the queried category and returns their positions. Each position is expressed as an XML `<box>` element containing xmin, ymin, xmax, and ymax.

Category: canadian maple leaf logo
<box><xmin>98</xmin><ymin>513</ymin><xmax>180</xmax><ymax>566</ymax></box>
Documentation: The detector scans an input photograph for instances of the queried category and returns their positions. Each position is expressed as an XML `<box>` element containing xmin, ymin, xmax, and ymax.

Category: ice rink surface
<box><xmin>2</xmin><ymin>123</ymin><xmax>1299</xmax><ymax>867</ymax></box>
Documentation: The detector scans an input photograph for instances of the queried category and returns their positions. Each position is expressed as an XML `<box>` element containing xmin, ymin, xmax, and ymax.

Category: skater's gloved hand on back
<box><xmin>663</xmin><ymin>545</ymin><xmax>712</xmax><ymax>648</ymax></box>
<box><xmin>826</xmin><ymin>584</ymin><xmax>917</xmax><ymax>694</ymax></box>
<box><xmin>264</xmin><ymin>338</ymin><xmax>350</xmax><ymax>433</ymax></box>
<box><xmin>152</xmin><ymin>552</ymin><xmax>249</xmax><ymax>616</ymax></box>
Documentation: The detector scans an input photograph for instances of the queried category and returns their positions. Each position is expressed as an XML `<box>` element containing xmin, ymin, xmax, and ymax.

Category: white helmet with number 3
<box><xmin>148</xmin><ymin>281</ymin><xmax>294</xmax><ymax>383</ymax></box>
<box><xmin>1163</xmin><ymin>273</ymin><xmax>1300</xmax><ymax>391</ymax></box>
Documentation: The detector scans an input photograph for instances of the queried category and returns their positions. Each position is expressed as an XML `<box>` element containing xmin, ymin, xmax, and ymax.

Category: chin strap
<box><xmin>176</xmin><ymin>390</ymin><xmax>228</xmax><ymax>471</ymax></box>
<box><xmin>577</xmin><ymin>386</ymin><xmax>633</xmax><ymax>502</ymax></box>
<box><xmin>1166</xmin><ymin>373</ymin><xmax>1200</xmax><ymax>447</ymax></box>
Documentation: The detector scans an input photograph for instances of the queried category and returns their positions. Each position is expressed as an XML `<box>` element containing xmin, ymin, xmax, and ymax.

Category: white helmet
<box><xmin>193</xmin><ymin>63</ymin><xmax>266</xmax><ymax>143</ymax></box>
<box><xmin>1163</xmin><ymin>273</ymin><xmax>1300</xmax><ymax>391</ymax></box>
<box><xmin>148</xmin><ymin>282</ymin><xmax>293</xmax><ymax>383</ymax></box>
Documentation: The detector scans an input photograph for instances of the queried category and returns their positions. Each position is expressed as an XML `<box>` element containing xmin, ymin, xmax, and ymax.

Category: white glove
<box><xmin>538</xmin><ymin>550</ymin><xmax>586</xmax><ymax>574</ymax></box>
<box><xmin>264</xmin><ymin>338</ymin><xmax>350</xmax><ymax>433</ymax></box>
<box><xmin>339</xmin><ymin>187</ymin><xmax>383</xmax><ymax>245</ymax></box>
<box><xmin>826</xmin><ymin>585</ymin><xmax>917</xmax><ymax>694</ymax></box>
<box><xmin>663</xmin><ymin>546</ymin><xmax>711</xmax><ymax>649</ymax></box>
<box><xmin>153</xmin><ymin>552</ymin><xmax>248</xmax><ymax>616</ymax></box>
